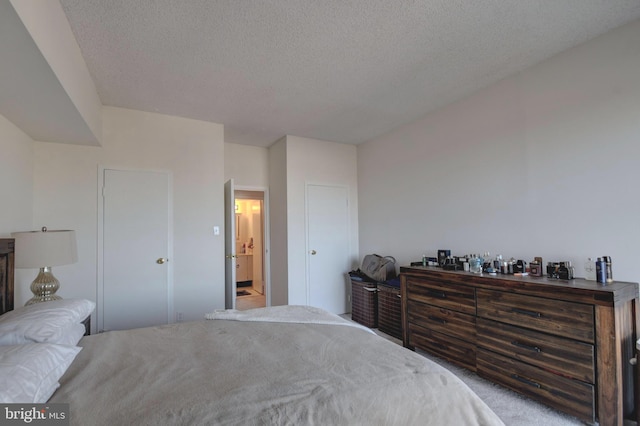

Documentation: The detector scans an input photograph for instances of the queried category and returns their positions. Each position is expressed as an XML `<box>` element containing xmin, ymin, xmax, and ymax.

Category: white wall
<box><xmin>268</xmin><ymin>137</ymin><xmax>288</xmax><ymax>305</ymax></box>
<box><xmin>10</xmin><ymin>0</ymin><xmax>102</xmax><ymax>145</ymax></box>
<box><xmin>28</xmin><ymin>107</ymin><xmax>225</xmax><ymax>321</ymax></box>
<box><xmin>269</xmin><ymin>136</ymin><xmax>359</xmax><ymax>306</ymax></box>
<box><xmin>224</xmin><ymin>143</ymin><xmax>269</xmax><ymax>187</ymax></box>
<box><xmin>0</xmin><ymin>114</ymin><xmax>34</xmax><ymax>236</ymax></box>
<box><xmin>0</xmin><ymin>114</ymin><xmax>34</xmax><ymax>303</ymax></box>
<box><xmin>358</xmin><ymin>19</ymin><xmax>640</xmax><ymax>283</ymax></box>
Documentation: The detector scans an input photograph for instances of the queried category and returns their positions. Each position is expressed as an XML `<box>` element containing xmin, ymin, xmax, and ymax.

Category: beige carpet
<box><xmin>412</xmin><ymin>348</ymin><xmax>584</xmax><ymax>425</ymax></box>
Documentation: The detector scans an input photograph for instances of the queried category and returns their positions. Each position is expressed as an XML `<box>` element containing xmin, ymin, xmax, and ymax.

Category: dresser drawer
<box><xmin>409</xmin><ymin>323</ymin><xmax>476</xmax><ymax>371</ymax></box>
<box><xmin>477</xmin><ymin>318</ymin><xmax>594</xmax><ymax>383</ymax></box>
<box><xmin>405</xmin><ymin>277</ymin><xmax>475</xmax><ymax>315</ymax></box>
<box><xmin>477</xmin><ymin>349</ymin><xmax>595</xmax><ymax>424</ymax></box>
<box><xmin>476</xmin><ymin>289</ymin><xmax>594</xmax><ymax>343</ymax></box>
<box><xmin>408</xmin><ymin>299</ymin><xmax>476</xmax><ymax>341</ymax></box>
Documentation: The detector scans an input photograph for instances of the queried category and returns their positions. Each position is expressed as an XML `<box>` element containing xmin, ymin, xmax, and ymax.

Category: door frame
<box><xmin>224</xmin><ymin>179</ymin><xmax>236</xmax><ymax>309</ymax></box>
<box><xmin>232</xmin><ymin>185</ymin><xmax>271</xmax><ymax>308</ymax></box>
<box><xmin>97</xmin><ymin>166</ymin><xmax>174</xmax><ymax>332</ymax></box>
<box><xmin>304</xmin><ymin>182</ymin><xmax>350</xmax><ymax>309</ymax></box>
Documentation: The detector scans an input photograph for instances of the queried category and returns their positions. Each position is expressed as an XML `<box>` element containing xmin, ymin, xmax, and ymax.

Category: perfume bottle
<box><xmin>470</xmin><ymin>254</ymin><xmax>482</xmax><ymax>274</ymax></box>
<box><xmin>584</xmin><ymin>258</ymin><xmax>596</xmax><ymax>281</ymax></box>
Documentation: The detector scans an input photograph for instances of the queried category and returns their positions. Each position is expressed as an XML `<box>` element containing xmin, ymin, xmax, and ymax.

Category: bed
<box><xmin>0</xmin><ymin>248</ymin><xmax>504</xmax><ymax>425</ymax></box>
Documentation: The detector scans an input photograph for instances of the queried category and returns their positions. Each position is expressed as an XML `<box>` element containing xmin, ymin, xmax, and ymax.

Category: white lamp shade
<box><xmin>11</xmin><ymin>229</ymin><xmax>78</xmax><ymax>268</ymax></box>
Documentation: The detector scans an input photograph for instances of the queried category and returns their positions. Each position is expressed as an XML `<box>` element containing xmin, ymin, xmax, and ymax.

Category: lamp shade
<box><xmin>11</xmin><ymin>229</ymin><xmax>78</xmax><ymax>268</ymax></box>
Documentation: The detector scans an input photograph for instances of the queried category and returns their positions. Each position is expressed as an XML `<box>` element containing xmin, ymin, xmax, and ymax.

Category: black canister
<box><xmin>595</xmin><ymin>258</ymin><xmax>607</xmax><ymax>284</ymax></box>
<box><xmin>603</xmin><ymin>256</ymin><xmax>613</xmax><ymax>283</ymax></box>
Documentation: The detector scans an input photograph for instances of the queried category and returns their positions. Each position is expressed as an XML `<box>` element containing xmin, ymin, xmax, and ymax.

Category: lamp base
<box><xmin>25</xmin><ymin>266</ymin><xmax>62</xmax><ymax>305</ymax></box>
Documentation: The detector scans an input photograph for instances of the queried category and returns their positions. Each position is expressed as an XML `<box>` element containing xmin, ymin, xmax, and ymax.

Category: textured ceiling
<box><xmin>59</xmin><ymin>0</ymin><xmax>640</xmax><ymax>147</ymax></box>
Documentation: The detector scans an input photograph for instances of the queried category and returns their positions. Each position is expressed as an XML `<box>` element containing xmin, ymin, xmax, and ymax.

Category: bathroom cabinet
<box><xmin>236</xmin><ymin>254</ymin><xmax>253</xmax><ymax>282</ymax></box>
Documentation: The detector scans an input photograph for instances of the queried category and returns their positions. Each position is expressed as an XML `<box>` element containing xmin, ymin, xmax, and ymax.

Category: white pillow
<box><xmin>0</xmin><ymin>343</ymin><xmax>81</xmax><ymax>403</ymax></box>
<box><xmin>55</xmin><ymin>323</ymin><xmax>87</xmax><ymax>347</ymax></box>
<box><xmin>0</xmin><ymin>299</ymin><xmax>95</xmax><ymax>346</ymax></box>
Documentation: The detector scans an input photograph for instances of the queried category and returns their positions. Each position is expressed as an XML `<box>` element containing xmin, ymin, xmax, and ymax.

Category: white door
<box><xmin>101</xmin><ymin>169</ymin><xmax>171</xmax><ymax>331</ymax></box>
<box><xmin>307</xmin><ymin>184</ymin><xmax>350</xmax><ymax>314</ymax></box>
<box><xmin>224</xmin><ymin>179</ymin><xmax>237</xmax><ymax>309</ymax></box>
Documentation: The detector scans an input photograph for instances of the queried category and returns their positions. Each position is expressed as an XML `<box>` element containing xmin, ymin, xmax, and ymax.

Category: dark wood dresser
<box><xmin>400</xmin><ymin>266</ymin><xmax>639</xmax><ymax>425</ymax></box>
<box><xmin>0</xmin><ymin>239</ymin><xmax>15</xmax><ymax>316</ymax></box>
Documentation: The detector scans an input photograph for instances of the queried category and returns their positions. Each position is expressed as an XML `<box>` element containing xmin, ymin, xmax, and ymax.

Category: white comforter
<box><xmin>51</xmin><ymin>306</ymin><xmax>504</xmax><ymax>426</ymax></box>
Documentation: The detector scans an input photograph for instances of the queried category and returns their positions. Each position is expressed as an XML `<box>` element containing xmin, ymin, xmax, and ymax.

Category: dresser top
<box><xmin>400</xmin><ymin>265</ymin><xmax>639</xmax><ymax>306</ymax></box>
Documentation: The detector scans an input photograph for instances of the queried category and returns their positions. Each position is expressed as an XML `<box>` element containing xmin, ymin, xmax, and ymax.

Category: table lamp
<box><xmin>11</xmin><ymin>227</ymin><xmax>78</xmax><ymax>305</ymax></box>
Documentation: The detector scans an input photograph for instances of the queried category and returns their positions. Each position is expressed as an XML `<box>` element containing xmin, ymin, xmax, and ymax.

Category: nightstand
<box><xmin>81</xmin><ymin>316</ymin><xmax>91</xmax><ymax>336</ymax></box>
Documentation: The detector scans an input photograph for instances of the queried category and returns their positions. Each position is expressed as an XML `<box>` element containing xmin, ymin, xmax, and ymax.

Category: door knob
<box><xmin>156</xmin><ymin>258</ymin><xmax>168</xmax><ymax>264</ymax></box>
<box><xmin>310</xmin><ymin>250</ymin><xmax>317</xmax><ymax>255</ymax></box>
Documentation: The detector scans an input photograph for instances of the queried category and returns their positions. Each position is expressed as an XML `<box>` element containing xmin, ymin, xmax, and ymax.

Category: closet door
<box><xmin>101</xmin><ymin>169</ymin><xmax>171</xmax><ymax>331</ymax></box>
<box><xmin>306</xmin><ymin>184</ymin><xmax>350</xmax><ymax>314</ymax></box>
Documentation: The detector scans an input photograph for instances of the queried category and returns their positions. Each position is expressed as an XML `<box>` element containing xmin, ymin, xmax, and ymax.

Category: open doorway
<box><xmin>234</xmin><ymin>190</ymin><xmax>267</xmax><ymax>310</ymax></box>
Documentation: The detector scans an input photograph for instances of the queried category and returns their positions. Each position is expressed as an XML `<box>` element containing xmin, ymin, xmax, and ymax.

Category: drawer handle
<box><xmin>511</xmin><ymin>374</ymin><xmax>541</xmax><ymax>389</ymax></box>
<box><xmin>428</xmin><ymin>316</ymin><xmax>447</xmax><ymax>324</ymax></box>
<box><xmin>511</xmin><ymin>341</ymin><xmax>542</xmax><ymax>353</ymax></box>
<box><xmin>427</xmin><ymin>290</ymin><xmax>447</xmax><ymax>299</ymax></box>
<box><xmin>363</xmin><ymin>287</ymin><xmax>378</xmax><ymax>292</ymax></box>
<box><xmin>432</xmin><ymin>342</ymin><xmax>448</xmax><ymax>351</ymax></box>
<box><xmin>510</xmin><ymin>308</ymin><xmax>542</xmax><ymax>318</ymax></box>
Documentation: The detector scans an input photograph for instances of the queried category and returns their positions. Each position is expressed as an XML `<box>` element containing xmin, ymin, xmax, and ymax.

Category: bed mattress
<box><xmin>50</xmin><ymin>307</ymin><xmax>504</xmax><ymax>425</ymax></box>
